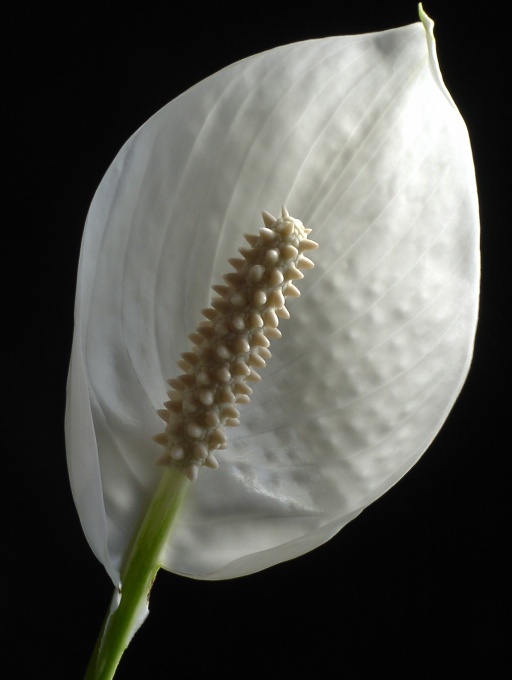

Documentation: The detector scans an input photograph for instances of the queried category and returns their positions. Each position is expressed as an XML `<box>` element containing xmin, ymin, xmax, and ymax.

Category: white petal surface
<box><xmin>66</xmin><ymin>17</ymin><xmax>479</xmax><ymax>583</ymax></box>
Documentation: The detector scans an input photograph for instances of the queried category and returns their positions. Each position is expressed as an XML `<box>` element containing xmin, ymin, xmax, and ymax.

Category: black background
<box><xmin>7</xmin><ymin>1</ymin><xmax>509</xmax><ymax>678</ymax></box>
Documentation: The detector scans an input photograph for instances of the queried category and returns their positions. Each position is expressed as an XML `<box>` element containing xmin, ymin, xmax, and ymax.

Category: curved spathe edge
<box><xmin>65</xmin><ymin>334</ymin><xmax>121</xmax><ymax>587</ymax></box>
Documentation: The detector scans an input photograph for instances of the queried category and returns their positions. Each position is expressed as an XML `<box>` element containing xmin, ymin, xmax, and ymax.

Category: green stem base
<box><xmin>84</xmin><ymin>468</ymin><xmax>189</xmax><ymax>680</ymax></box>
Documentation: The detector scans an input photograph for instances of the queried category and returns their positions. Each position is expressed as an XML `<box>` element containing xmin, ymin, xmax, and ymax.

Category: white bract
<box><xmin>66</xmin><ymin>11</ymin><xmax>479</xmax><ymax>586</ymax></box>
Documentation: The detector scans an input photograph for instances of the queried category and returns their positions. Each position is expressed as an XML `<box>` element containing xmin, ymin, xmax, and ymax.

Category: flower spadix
<box><xmin>153</xmin><ymin>208</ymin><xmax>317</xmax><ymax>481</ymax></box>
<box><xmin>66</xmin><ymin>9</ymin><xmax>479</xmax><ymax>586</ymax></box>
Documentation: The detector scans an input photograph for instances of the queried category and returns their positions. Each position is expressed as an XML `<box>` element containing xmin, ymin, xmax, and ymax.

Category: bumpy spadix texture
<box><xmin>154</xmin><ymin>209</ymin><xmax>317</xmax><ymax>481</ymax></box>
<box><xmin>66</xmin><ymin>13</ymin><xmax>479</xmax><ymax>585</ymax></box>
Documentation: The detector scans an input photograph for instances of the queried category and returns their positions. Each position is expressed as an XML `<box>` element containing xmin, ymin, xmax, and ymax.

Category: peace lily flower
<box><xmin>66</xmin><ymin>6</ymin><xmax>479</xmax><ymax>678</ymax></box>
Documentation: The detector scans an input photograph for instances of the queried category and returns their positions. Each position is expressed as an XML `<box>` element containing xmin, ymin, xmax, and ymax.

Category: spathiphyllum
<box><xmin>66</xmin><ymin>6</ymin><xmax>479</xmax><ymax>678</ymax></box>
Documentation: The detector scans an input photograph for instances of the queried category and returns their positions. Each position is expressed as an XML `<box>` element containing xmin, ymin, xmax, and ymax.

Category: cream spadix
<box><xmin>153</xmin><ymin>208</ymin><xmax>317</xmax><ymax>481</ymax></box>
<box><xmin>66</xmin><ymin>9</ymin><xmax>479</xmax><ymax>586</ymax></box>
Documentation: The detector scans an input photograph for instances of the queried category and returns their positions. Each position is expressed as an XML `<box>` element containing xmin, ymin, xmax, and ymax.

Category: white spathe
<box><xmin>65</xmin><ymin>13</ymin><xmax>479</xmax><ymax>585</ymax></box>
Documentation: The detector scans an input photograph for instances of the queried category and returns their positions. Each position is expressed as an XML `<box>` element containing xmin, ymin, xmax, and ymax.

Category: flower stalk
<box><xmin>84</xmin><ymin>469</ymin><xmax>189</xmax><ymax>679</ymax></box>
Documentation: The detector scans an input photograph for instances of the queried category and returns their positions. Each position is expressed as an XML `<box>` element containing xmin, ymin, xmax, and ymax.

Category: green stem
<box><xmin>84</xmin><ymin>468</ymin><xmax>190</xmax><ymax>680</ymax></box>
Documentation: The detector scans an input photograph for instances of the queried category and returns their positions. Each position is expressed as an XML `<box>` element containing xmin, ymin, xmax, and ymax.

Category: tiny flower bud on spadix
<box><xmin>153</xmin><ymin>208</ymin><xmax>317</xmax><ymax>481</ymax></box>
